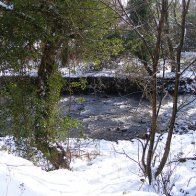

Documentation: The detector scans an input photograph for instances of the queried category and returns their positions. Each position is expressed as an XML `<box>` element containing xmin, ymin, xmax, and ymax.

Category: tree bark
<box><xmin>142</xmin><ymin>60</ymin><xmax>153</xmax><ymax>76</ymax></box>
<box><xmin>145</xmin><ymin>0</ymin><xmax>167</xmax><ymax>184</ymax></box>
<box><xmin>35</xmin><ymin>41</ymin><xmax>58</xmax><ymax>141</ymax></box>
<box><xmin>155</xmin><ymin>0</ymin><xmax>190</xmax><ymax>177</ymax></box>
<box><xmin>35</xmin><ymin>41</ymin><xmax>69</xmax><ymax>169</ymax></box>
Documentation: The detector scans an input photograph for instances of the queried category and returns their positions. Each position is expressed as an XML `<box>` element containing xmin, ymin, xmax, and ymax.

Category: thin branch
<box><xmin>177</xmin><ymin>97</ymin><xmax>196</xmax><ymax>112</ymax></box>
<box><xmin>180</xmin><ymin>58</ymin><xmax>196</xmax><ymax>76</ymax></box>
<box><xmin>112</xmin><ymin>144</ymin><xmax>143</xmax><ymax>172</ymax></box>
<box><xmin>187</xmin><ymin>176</ymin><xmax>196</xmax><ymax>187</ymax></box>
<box><xmin>100</xmin><ymin>0</ymin><xmax>154</xmax><ymax>61</ymax></box>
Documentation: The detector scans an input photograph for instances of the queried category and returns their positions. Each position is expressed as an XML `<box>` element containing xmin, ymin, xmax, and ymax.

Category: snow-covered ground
<box><xmin>0</xmin><ymin>90</ymin><xmax>196</xmax><ymax>196</ymax></box>
<box><xmin>1</xmin><ymin>51</ymin><xmax>195</xmax><ymax>79</ymax></box>
<box><xmin>157</xmin><ymin>69</ymin><xmax>195</xmax><ymax>79</ymax></box>
<box><xmin>1</xmin><ymin>66</ymin><xmax>195</xmax><ymax>80</ymax></box>
<box><xmin>0</xmin><ymin>130</ymin><xmax>195</xmax><ymax>196</ymax></box>
<box><xmin>0</xmin><ymin>95</ymin><xmax>195</xmax><ymax>196</ymax></box>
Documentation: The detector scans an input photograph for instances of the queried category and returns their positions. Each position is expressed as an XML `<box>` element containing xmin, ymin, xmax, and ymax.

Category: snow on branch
<box><xmin>0</xmin><ymin>1</ymin><xmax>13</xmax><ymax>10</ymax></box>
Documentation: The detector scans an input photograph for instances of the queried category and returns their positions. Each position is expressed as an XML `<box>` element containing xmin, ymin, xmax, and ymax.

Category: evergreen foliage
<box><xmin>0</xmin><ymin>0</ymin><xmax>118</xmax><ymax>168</ymax></box>
<box><xmin>124</xmin><ymin>0</ymin><xmax>154</xmax><ymax>75</ymax></box>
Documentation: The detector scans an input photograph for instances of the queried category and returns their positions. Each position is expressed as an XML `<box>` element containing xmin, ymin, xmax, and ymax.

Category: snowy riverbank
<box><xmin>0</xmin><ymin>130</ymin><xmax>195</xmax><ymax>196</ymax></box>
<box><xmin>0</xmin><ymin>95</ymin><xmax>195</xmax><ymax>196</ymax></box>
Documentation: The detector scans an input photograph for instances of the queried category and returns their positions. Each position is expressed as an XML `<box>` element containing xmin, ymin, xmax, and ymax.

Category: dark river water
<box><xmin>59</xmin><ymin>94</ymin><xmax>196</xmax><ymax>141</ymax></box>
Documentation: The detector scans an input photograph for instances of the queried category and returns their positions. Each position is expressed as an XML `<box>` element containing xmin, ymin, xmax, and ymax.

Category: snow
<box><xmin>0</xmin><ymin>95</ymin><xmax>195</xmax><ymax>195</ymax></box>
<box><xmin>0</xmin><ymin>67</ymin><xmax>38</xmax><ymax>77</ymax></box>
<box><xmin>1</xmin><ymin>62</ymin><xmax>195</xmax><ymax>81</ymax></box>
<box><xmin>0</xmin><ymin>69</ymin><xmax>19</xmax><ymax>77</ymax></box>
<box><xmin>181</xmin><ymin>51</ymin><xmax>196</xmax><ymax>59</ymax></box>
<box><xmin>60</xmin><ymin>67</ymin><xmax>117</xmax><ymax>78</ymax></box>
<box><xmin>157</xmin><ymin>69</ymin><xmax>195</xmax><ymax>79</ymax></box>
<box><xmin>0</xmin><ymin>67</ymin><xmax>117</xmax><ymax>78</ymax></box>
<box><xmin>0</xmin><ymin>1</ymin><xmax>13</xmax><ymax>10</ymax></box>
<box><xmin>156</xmin><ymin>52</ymin><xmax>196</xmax><ymax>80</ymax></box>
<box><xmin>0</xmin><ymin>127</ymin><xmax>195</xmax><ymax>196</ymax></box>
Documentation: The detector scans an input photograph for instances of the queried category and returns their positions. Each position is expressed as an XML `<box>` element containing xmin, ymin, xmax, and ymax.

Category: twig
<box><xmin>187</xmin><ymin>176</ymin><xmax>196</xmax><ymax>187</ymax></box>
<box><xmin>180</xmin><ymin>58</ymin><xmax>196</xmax><ymax>76</ymax></box>
<box><xmin>112</xmin><ymin>144</ymin><xmax>141</xmax><ymax>167</ymax></box>
<box><xmin>177</xmin><ymin>97</ymin><xmax>196</xmax><ymax>112</ymax></box>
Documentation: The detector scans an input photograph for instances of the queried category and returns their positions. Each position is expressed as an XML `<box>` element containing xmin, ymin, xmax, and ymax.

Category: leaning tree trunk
<box><xmin>35</xmin><ymin>41</ymin><xmax>69</xmax><ymax>169</ymax></box>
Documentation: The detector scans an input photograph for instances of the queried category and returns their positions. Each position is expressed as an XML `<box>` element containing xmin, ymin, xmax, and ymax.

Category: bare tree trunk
<box><xmin>155</xmin><ymin>0</ymin><xmax>190</xmax><ymax>177</ymax></box>
<box><xmin>145</xmin><ymin>0</ymin><xmax>167</xmax><ymax>184</ymax></box>
<box><xmin>100</xmin><ymin>0</ymin><xmax>190</xmax><ymax>184</ymax></box>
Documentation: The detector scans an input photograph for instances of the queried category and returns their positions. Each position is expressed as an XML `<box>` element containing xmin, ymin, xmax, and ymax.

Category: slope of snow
<box><xmin>0</xmin><ymin>129</ymin><xmax>195</xmax><ymax>196</ymax></box>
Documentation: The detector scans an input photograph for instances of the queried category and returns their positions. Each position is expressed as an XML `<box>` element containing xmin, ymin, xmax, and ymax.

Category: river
<box><xmin>59</xmin><ymin>94</ymin><xmax>196</xmax><ymax>141</ymax></box>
